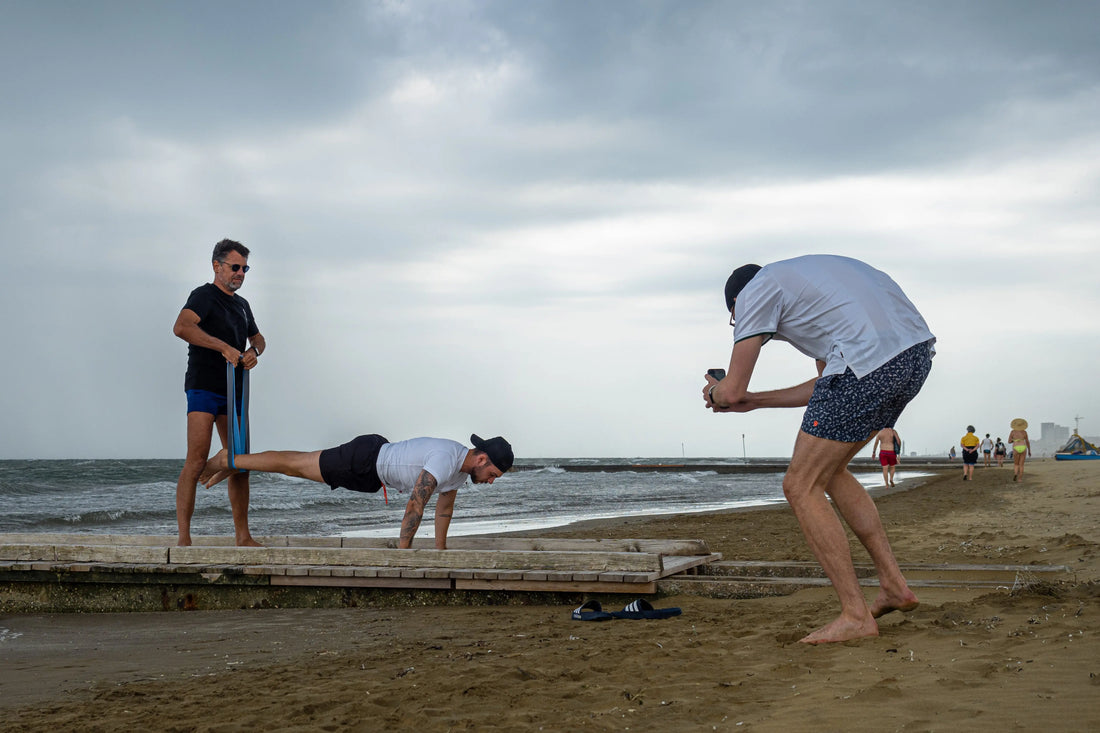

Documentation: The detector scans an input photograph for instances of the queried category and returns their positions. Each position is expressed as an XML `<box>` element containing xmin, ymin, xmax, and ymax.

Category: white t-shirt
<box><xmin>734</xmin><ymin>255</ymin><xmax>935</xmax><ymax>378</ymax></box>
<box><xmin>980</xmin><ymin>437</ymin><xmax>994</xmax><ymax>451</ymax></box>
<box><xmin>376</xmin><ymin>438</ymin><xmax>470</xmax><ymax>494</ymax></box>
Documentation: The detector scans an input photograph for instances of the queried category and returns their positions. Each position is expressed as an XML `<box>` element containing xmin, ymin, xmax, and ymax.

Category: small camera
<box><xmin>707</xmin><ymin>368</ymin><xmax>726</xmax><ymax>381</ymax></box>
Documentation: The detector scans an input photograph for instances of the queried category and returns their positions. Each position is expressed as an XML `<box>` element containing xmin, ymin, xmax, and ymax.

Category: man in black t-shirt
<box><xmin>172</xmin><ymin>239</ymin><xmax>267</xmax><ymax>546</ymax></box>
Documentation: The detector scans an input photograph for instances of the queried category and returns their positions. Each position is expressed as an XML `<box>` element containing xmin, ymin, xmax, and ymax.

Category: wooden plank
<box><xmin>0</xmin><ymin>534</ymin><xmax>235</xmax><ymax>547</ymax></box>
<box><xmin>339</xmin><ymin>537</ymin><xmax>711</xmax><ymax>555</ymax></box>
<box><xmin>167</xmin><ymin>546</ymin><xmax>661</xmax><ymax>572</ymax></box>
<box><xmin>0</xmin><ymin>534</ymin><xmax>710</xmax><ymax>557</ymax></box>
<box><xmin>0</xmin><ymin>544</ymin><xmax>171</xmax><ymax>564</ymax></box>
<box><xmin>0</xmin><ymin>533</ymin><xmax>123</xmax><ymax>546</ymax></box>
<box><xmin>284</xmin><ymin>536</ymin><xmax>341</xmax><ymax>548</ymax></box>
<box><xmin>376</xmin><ymin>568</ymin><xmax>404</xmax><ymax>578</ymax></box>
<box><xmin>595</xmin><ymin>571</ymin><xmax>663</xmax><ymax>583</ymax></box>
<box><xmin>421</xmin><ymin>568</ymin><xmax>452</xmax><ymax>579</ymax></box>
<box><xmin>570</xmin><ymin>571</ymin><xmax>600</xmax><ymax>582</ymax></box>
<box><xmin>472</xmin><ymin>570</ymin><xmax>500</xmax><ymax>580</ymax></box>
<box><xmin>456</xmin><ymin>579</ymin><xmax>657</xmax><ymax>594</ymax></box>
<box><xmin>659</xmin><ymin>554</ymin><xmax>721</xmax><ymax>575</ymax></box>
<box><xmin>56</xmin><ymin>563</ymin><xmax>92</xmax><ymax>573</ymax></box>
<box><xmin>493</xmin><ymin>570</ymin><xmax>527</xmax><ymax>581</ymax></box>
<box><xmin>243</xmin><ymin>566</ymin><xmax>282</xmax><ymax>576</ymax></box>
<box><xmin>631</xmin><ymin>539</ymin><xmax>711</xmax><ymax>556</ymax></box>
<box><xmin>543</xmin><ymin>571</ymin><xmax>575</xmax><ymax>582</ymax></box>
<box><xmin>272</xmin><ymin>575</ymin><xmax>451</xmax><ymax>590</ymax></box>
<box><xmin>0</xmin><ymin>544</ymin><xmax>56</xmax><ymax>562</ymax></box>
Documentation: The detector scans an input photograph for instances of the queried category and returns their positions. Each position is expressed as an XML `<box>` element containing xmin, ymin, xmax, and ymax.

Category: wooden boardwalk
<box><xmin>0</xmin><ymin>534</ymin><xmax>720</xmax><ymax>612</ymax></box>
<box><xmin>1</xmin><ymin>534</ymin><xmax>1070</xmax><ymax>612</ymax></box>
<box><xmin>659</xmin><ymin>559</ymin><xmax>1075</xmax><ymax>598</ymax></box>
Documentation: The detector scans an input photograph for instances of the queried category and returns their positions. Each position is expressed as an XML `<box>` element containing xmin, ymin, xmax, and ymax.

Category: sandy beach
<box><xmin>2</xmin><ymin>459</ymin><xmax>1098</xmax><ymax>732</ymax></box>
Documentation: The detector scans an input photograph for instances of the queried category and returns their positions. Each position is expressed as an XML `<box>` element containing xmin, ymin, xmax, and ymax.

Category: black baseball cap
<box><xmin>470</xmin><ymin>434</ymin><xmax>514</xmax><ymax>472</ymax></box>
<box><xmin>725</xmin><ymin>264</ymin><xmax>761</xmax><ymax>311</ymax></box>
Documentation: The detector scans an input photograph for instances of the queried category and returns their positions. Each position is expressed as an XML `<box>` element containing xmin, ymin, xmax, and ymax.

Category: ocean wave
<box><xmin>514</xmin><ymin>466</ymin><xmax>566</xmax><ymax>475</ymax></box>
<box><xmin>61</xmin><ymin>507</ymin><xmax>172</xmax><ymax>525</ymax></box>
<box><xmin>0</xmin><ymin>628</ymin><xmax>24</xmax><ymax>643</ymax></box>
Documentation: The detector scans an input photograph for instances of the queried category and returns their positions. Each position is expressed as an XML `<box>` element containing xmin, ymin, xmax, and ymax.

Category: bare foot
<box><xmin>198</xmin><ymin>449</ymin><xmax>237</xmax><ymax>488</ymax></box>
<box><xmin>869</xmin><ymin>590</ymin><xmax>920</xmax><ymax>618</ymax></box>
<box><xmin>203</xmin><ymin>468</ymin><xmax>239</xmax><ymax>489</ymax></box>
<box><xmin>236</xmin><ymin>536</ymin><xmax>263</xmax><ymax>548</ymax></box>
<box><xmin>176</xmin><ymin>537</ymin><xmax>192</xmax><ymax>547</ymax></box>
<box><xmin>799</xmin><ymin>614</ymin><xmax>879</xmax><ymax>644</ymax></box>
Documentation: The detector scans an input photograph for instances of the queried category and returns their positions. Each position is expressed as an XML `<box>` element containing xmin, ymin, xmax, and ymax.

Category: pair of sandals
<box><xmin>571</xmin><ymin>598</ymin><xmax>681</xmax><ymax>621</ymax></box>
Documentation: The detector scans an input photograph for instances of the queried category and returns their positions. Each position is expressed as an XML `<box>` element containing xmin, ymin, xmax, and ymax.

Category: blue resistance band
<box><xmin>226</xmin><ymin>360</ymin><xmax>250</xmax><ymax>471</ymax></box>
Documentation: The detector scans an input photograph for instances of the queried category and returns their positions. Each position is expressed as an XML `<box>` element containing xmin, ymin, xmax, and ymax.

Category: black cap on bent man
<box><xmin>470</xmin><ymin>434</ymin><xmax>514</xmax><ymax>472</ymax></box>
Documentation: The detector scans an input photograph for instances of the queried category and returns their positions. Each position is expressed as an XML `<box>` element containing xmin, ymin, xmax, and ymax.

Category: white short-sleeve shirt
<box><xmin>733</xmin><ymin>255</ymin><xmax>935</xmax><ymax>378</ymax></box>
<box><xmin>376</xmin><ymin>438</ymin><xmax>470</xmax><ymax>494</ymax></box>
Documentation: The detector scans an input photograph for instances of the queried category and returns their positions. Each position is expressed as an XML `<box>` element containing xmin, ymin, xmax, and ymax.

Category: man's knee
<box><xmin>782</xmin><ymin>471</ymin><xmax>827</xmax><ymax>504</ymax></box>
<box><xmin>179</xmin><ymin>455</ymin><xmax>206</xmax><ymax>480</ymax></box>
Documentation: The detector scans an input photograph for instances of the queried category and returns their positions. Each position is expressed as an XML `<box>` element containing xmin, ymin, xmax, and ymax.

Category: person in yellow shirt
<box><xmin>960</xmin><ymin>426</ymin><xmax>980</xmax><ymax>480</ymax></box>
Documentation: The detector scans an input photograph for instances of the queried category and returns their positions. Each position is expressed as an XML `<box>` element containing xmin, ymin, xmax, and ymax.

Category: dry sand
<box><xmin>2</xmin><ymin>459</ymin><xmax>1098</xmax><ymax>731</ymax></box>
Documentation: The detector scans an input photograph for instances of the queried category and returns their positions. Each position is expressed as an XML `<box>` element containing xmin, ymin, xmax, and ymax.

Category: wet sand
<box><xmin>2</xmin><ymin>459</ymin><xmax>1098</xmax><ymax>731</ymax></box>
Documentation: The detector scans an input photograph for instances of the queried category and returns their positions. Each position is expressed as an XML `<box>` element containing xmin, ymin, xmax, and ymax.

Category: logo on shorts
<box><xmin>813</xmin><ymin>420</ymin><xmax>820</xmax><ymax>427</ymax></box>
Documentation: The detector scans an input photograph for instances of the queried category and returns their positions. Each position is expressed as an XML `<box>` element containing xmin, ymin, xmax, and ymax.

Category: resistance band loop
<box><xmin>226</xmin><ymin>360</ymin><xmax>250</xmax><ymax>472</ymax></box>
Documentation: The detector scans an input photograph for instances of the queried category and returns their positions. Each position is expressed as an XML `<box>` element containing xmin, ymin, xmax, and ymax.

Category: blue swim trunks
<box><xmin>186</xmin><ymin>389</ymin><xmax>242</xmax><ymax>417</ymax></box>
<box><xmin>801</xmin><ymin>340</ymin><xmax>934</xmax><ymax>443</ymax></box>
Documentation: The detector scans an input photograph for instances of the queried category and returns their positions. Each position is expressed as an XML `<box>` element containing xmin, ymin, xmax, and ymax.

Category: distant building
<box><xmin>1041</xmin><ymin>422</ymin><xmax>1070</xmax><ymax>445</ymax></box>
<box><xmin>1033</xmin><ymin>422</ymin><xmax>1100</xmax><ymax>456</ymax></box>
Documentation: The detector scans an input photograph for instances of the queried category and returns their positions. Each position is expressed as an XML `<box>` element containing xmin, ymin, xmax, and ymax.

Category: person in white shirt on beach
<box><xmin>980</xmin><ymin>434</ymin><xmax>994</xmax><ymax>467</ymax></box>
<box><xmin>704</xmin><ymin>255</ymin><xmax>935</xmax><ymax>644</ymax></box>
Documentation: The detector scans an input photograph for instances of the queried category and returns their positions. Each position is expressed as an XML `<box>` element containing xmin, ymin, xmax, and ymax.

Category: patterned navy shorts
<box><xmin>801</xmin><ymin>340</ymin><xmax>934</xmax><ymax>443</ymax></box>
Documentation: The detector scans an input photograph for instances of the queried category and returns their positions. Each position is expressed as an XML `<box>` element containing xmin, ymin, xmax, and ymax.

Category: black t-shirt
<box><xmin>182</xmin><ymin>283</ymin><xmax>259</xmax><ymax>394</ymax></box>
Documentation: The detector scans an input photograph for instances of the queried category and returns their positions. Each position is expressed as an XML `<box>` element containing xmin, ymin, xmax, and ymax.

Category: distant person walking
<box><xmin>172</xmin><ymin>239</ymin><xmax>266</xmax><ymax>547</ymax></box>
<box><xmin>960</xmin><ymin>426</ymin><xmax>980</xmax><ymax>480</ymax></box>
<box><xmin>994</xmin><ymin>437</ymin><xmax>1007</xmax><ymax>468</ymax></box>
<box><xmin>871</xmin><ymin>427</ymin><xmax>901</xmax><ymax>487</ymax></box>
<box><xmin>1009</xmin><ymin>418</ymin><xmax>1031</xmax><ymax>481</ymax></box>
<box><xmin>704</xmin><ymin>255</ymin><xmax>934</xmax><ymax>644</ymax></box>
<box><xmin>980</xmin><ymin>433</ymin><xmax>994</xmax><ymax>467</ymax></box>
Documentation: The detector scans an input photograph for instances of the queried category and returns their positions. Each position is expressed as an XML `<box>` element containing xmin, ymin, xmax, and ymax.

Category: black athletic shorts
<box><xmin>318</xmin><ymin>434</ymin><xmax>389</xmax><ymax>493</ymax></box>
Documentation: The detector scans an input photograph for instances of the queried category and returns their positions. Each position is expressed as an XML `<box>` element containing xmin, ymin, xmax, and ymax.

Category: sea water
<box><xmin>0</xmin><ymin>458</ymin><xmax>927</xmax><ymax>540</ymax></box>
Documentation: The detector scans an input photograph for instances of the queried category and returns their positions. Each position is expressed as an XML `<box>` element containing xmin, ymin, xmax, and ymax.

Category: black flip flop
<box><xmin>610</xmin><ymin>598</ymin><xmax>682</xmax><ymax>620</ymax></box>
<box><xmin>571</xmin><ymin>599</ymin><xmax>614</xmax><ymax>621</ymax></box>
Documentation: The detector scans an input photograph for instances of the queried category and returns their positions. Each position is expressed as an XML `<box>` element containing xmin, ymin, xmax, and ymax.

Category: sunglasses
<box><xmin>219</xmin><ymin>261</ymin><xmax>250</xmax><ymax>273</ymax></box>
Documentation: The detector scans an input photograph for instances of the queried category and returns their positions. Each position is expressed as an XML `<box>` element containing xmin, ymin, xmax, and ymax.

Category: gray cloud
<box><xmin>1</xmin><ymin>1</ymin><xmax>1098</xmax><ymax>458</ymax></box>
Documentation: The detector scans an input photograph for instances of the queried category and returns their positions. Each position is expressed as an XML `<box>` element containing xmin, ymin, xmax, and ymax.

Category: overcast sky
<box><xmin>2</xmin><ymin>1</ymin><xmax>1098</xmax><ymax>460</ymax></box>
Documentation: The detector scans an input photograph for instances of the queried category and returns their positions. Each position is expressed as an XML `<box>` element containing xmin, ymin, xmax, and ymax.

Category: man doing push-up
<box><xmin>200</xmin><ymin>433</ymin><xmax>514</xmax><ymax>549</ymax></box>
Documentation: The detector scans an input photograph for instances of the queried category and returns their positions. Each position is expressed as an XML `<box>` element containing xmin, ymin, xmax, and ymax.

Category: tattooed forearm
<box><xmin>398</xmin><ymin>470</ymin><xmax>437</xmax><ymax>548</ymax></box>
<box><xmin>398</xmin><ymin>509</ymin><xmax>423</xmax><ymax>547</ymax></box>
<box><xmin>434</xmin><ymin>489</ymin><xmax>457</xmax><ymax>550</ymax></box>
